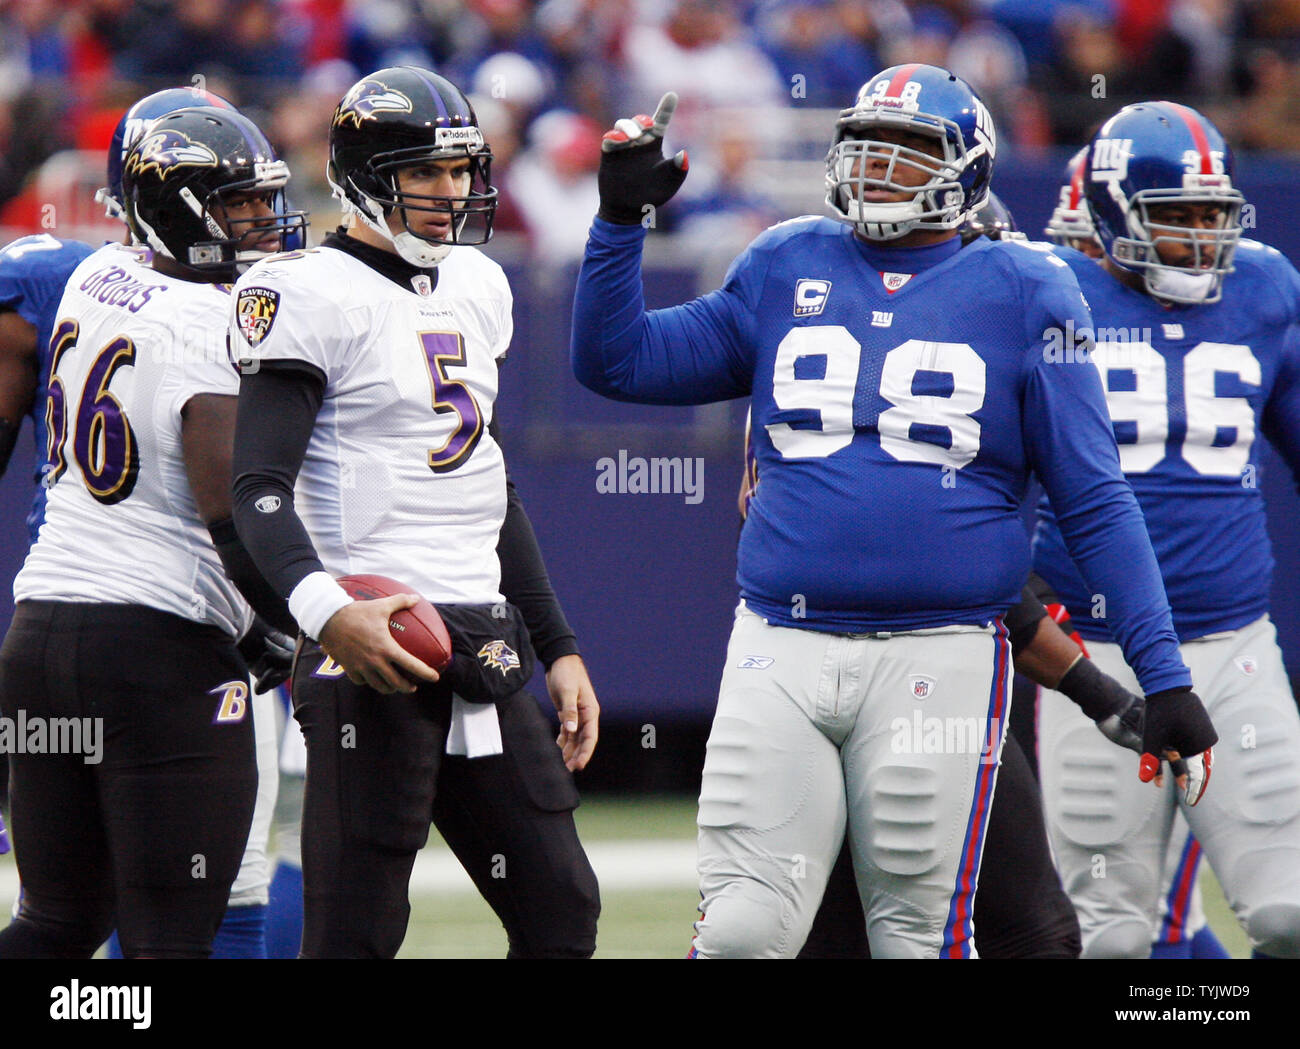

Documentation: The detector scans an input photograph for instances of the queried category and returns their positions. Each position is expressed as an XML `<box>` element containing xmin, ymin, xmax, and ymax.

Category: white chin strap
<box><xmin>843</xmin><ymin>196</ymin><xmax>926</xmax><ymax>241</ymax></box>
<box><xmin>1145</xmin><ymin>266</ymin><xmax>1217</xmax><ymax>303</ymax></box>
<box><xmin>351</xmin><ymin>196</ymin><xmax>452</xmax><ymax>267</ymax></box>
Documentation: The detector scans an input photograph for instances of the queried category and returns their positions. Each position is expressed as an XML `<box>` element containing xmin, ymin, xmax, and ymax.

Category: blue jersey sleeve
<box><xmin>1017</xmin><ymin>254</ymin><xmax>1191</xmax><ymax>694</ymax></box>
<box><xmin>1263</xmin><ymin>321</ymin><xmax>1300</xmax><ymax>493</ymax></box>
<box><xmin>570</xmin><ymin>218</ymin><xmax>754</xmax><ymax>404</ymax></box>
<box><xmin>1258</xmin><ymin>255</ymin><xmax>1300</xmax><ymax>493</ymax></box>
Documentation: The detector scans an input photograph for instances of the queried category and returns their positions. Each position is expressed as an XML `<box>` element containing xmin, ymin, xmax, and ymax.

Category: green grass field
<box><xmin>397</xmin><ymin>793</ymin><xmax>1252</xmax><ymax>959</ymax></box>
<box><xmin>0</xmin><ymin>793</ymin><xmax>1250</xmax><ymax>958</ymax></box>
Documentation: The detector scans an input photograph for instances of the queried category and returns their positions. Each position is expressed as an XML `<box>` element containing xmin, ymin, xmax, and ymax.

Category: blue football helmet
<box><xmin>1085</xmin><ymin>101</ymin><xmax>1243</xmax><ymax>304</ymax></box>
<box><xmin>96</xmin><ymin>86</ymin><xmax>238</xmax><ymax>224</ymax></box>
<box><xmin>825</xmin><ymin>64</ymin><xmax>995</xmax><ymax>241</ymax></box>
<box><xmin>1044</xmin><ymin>147</ymin><xmax>1101</xmax><ymax>254</ymax></box>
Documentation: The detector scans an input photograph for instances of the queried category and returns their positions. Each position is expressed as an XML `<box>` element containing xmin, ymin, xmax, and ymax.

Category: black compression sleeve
<box><xmin>208</xmin><ymin>517</ymin><xmax>296</xmax><ymax>636</ymax></box>
<box><xmin>1005</xmin><ymin>584</ymin><xmax>1049</xmax><ymax>657</ymax></box>
<box><xmin>491</xmin><ymin>418</ymin><xmax>580</xmax><ymax>667</ymax></box>
<box><xmin>1057</xmin><ymin>656</ymin><xmax>1135</xmax><ymax>722</ymax></box>
<box><xmin>0</xmin><ymin>416</ymin><xmax>18</xmax><ymax>477</ymax></box>
<box><xmin>1026</xmin><ymin>570</ymin><xmax>1062</xmax><ymax>608</ymax></box>
<box><xmin>231</xmin><ymin>362</ymin><xmax>327</xmax><ymax>607</ymax></box>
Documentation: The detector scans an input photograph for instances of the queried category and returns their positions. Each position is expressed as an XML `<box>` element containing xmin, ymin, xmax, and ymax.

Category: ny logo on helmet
<box><xmin>477</xmin><ymin>639</ymin><xmax>521</xmax><ymax>676</ymax></box>
<box><xmin>1090</xmin><ymin>138</ymin><xmax>1133</xmax><ymax>182</ymax></box>
<box><xmin>126</xmin><ymin>130</ymin><xmax>219</xmax><ymax>180</ymax></box>
<box><xmin>334</xmin><ymin>80</ymin><xmax>414</xmax><ymax>128</ymax></box>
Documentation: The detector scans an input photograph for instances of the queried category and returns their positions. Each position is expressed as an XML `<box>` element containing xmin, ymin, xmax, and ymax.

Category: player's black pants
<box><xmin>292</xmin><ymin>640</ymin><xmax>600</xmax><ymax>958</ymax></box>
<box><xmin>799</xmin><ymin>729</ymin><xmax>1081</xmax><ymax>958</ymax></box>
<box><xmin>0</xmin><ymin>601</ymin><xmax>256</xmax><ymax>959</ymax></box>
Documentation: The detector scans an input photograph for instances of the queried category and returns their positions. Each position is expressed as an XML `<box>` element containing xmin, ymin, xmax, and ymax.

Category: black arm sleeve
<box><xmin>208</xmin><ymin>517</ymin><xmax>296</xmax><ymax>636</ymax></box>
<box><xmin>1005</xmin><ymin>583</ymin><xmax>1049</xmax><ymax>657</ymax></box>
<box><xmin>231</xmin><ymin>361</ymin><xmax>327</xmax><ymax>615</ymax></box>
<box><xmin>0</xmin><ymin>416</ymin><xmax>18</xmax><ymax>477</ymax></box>
<box><xmin>491</xmin><ymin>416</ymin><xmax>580</xmax><ymax>667</ymax></box>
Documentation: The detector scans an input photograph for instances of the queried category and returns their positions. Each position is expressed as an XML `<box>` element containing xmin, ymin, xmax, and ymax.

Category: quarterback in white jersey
<box><xmin>231</xmin><ymin>66</ymin><xmax>599</xmax><ymax>959</ymax></box>
<box><xmin>233</xmin><ymin>240</ymin><xmax>513</xmax><ymax>610</ymax></box>
<box><xmin>0</xmin><ymin>105</ymin><xmax>304</xmax><ymax>959</ymax></box>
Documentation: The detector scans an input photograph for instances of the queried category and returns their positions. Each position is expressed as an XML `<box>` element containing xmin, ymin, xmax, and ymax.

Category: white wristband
<box><xmin>289</xmin><ymin>571</ymin><xmax>354</xmax><ymax>641</ymax></box>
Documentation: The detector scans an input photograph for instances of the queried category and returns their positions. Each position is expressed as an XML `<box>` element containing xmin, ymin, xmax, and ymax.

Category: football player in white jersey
<box><xmin>0</xmin><ymin>105</ymin><xmax>305</xmax><ymax>958</ymax></box>
<box><xmin>230</xmin><ymin>66</ymin><xmax>600</xmax><ymax>958</ymax></box>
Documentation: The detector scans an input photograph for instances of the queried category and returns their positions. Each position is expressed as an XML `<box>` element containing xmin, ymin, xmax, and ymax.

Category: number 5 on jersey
<box><xmin>418</xmin><ymin>330</ymin><xmax>484</xmax><ymax>473</ymax></box>
<box><xmin>766</xmin><ymin>326</ymin><xmax>986</xmax><ymax>468</ymax></box>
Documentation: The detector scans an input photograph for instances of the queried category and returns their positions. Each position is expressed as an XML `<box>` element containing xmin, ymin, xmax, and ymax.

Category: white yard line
<box><xmin>0</xmin><ymin>839</ymin><xmax>698</xmax><ymax>912</ymax></box>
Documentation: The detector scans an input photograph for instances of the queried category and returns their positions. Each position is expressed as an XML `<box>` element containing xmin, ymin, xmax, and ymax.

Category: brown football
<box><xmin>337</xmin><ymin>574</ymin><xmax>453</xmax><ymax>672</ymax></box>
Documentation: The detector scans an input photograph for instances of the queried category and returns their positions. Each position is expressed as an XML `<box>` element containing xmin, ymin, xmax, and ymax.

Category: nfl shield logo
<box><xmin>910</xmin><ymin>676</ymin><xmax>936</xmax><ymax>700</ymax></box>
<box><xmin>236</xmin><ymin>286</ymin><xmax>281</xmax><ymax>347</ymax></box>
<box><xmin>1236</xmin><ymin>656</ymin><xmax>1257</xmax><ymax>676</ymax></box>
<box><xmin>880</xmin><ymin>271</ymin><xmax>913</xmax><ymax>293</ymax></box>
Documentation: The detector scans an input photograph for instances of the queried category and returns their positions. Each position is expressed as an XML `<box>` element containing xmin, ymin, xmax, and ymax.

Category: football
<box><xmin>337</xmin><ymin>574</ymin><xmax>453</xmax><ymax>672</ymax></box>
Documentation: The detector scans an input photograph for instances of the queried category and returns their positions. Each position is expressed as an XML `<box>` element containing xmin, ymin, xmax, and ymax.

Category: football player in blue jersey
<box><xmin>1034</xmin><ymin>101</ymin><xmax>1300</xmax><ymax>959</ymax></box>
<box><xmin>572</xmin><ymin>64</ymin><xmax>1216</xmax><ymax>958</ymax></box>
<box><xmin>0</xmin><ymin>86</ymin><xmax>294</xmax><ymax>958</ymax></box>
<box><xmin>1044</xmin><ymin>156</ymin><xmax>1231</xmax><ymax>962</ymax></box>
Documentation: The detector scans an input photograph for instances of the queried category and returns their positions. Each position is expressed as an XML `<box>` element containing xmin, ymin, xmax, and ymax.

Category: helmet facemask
<box><xmin>136</xmin><ymin>156</ymin><xmax>306</xmax><ymax>279</ymax></box>
<box><xmin>1108</xmin><ymin>186</ymin><xmax>1243</xmax><ymax>304</ymax></box>
<box><xmin>825</xmin><ymin>115</ymin><xmax>973</xmax><ymax>241</ymax></box>
<box><xmin>333</xmin><ymin>134</ymin><xmax>497</xmax><ymax>268</ymax></box>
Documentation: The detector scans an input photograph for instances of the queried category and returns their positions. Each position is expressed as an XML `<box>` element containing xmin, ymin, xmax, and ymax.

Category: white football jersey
<box><xmin>230</xmin><ymin>242</ymin><xmax>512</xmax><ymax>605</ymax></box>
<box><xmin>15</xmin><ymin>242</ymin><xmax>253</xmax><ymax>637</ymax></box>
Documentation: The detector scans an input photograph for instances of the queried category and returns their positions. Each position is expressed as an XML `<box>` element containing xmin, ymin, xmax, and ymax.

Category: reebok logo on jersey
<box><xmin>880</xmin><ymin>272</ymin><xmax>912</xmax><ymax>293</ymax></box>
<box><xmin>909</xmin><ymin>676</ymin><xmax>936</xmax><ymax>699</ymax></box>
<box><xmin>737</xmin><ymin>655</ymin><xmax>773</xmax><ymax>669</ymax></box>
<box><xmin>478</xmin><ymin>640</ymin><xmax>521</xmax><ymax>676</ymax></box>
<box><xmin>255</xmin><ymin>495</ymin><xmax>281</xmax><ymax>513</ymax></box>
<box><xmin>793</xmin><ymin>279</ymin><xmax>831</xmax><ymax>316</ymax></box>
<box><xmin>236</xmin><ymin>286</ymin><xmax>281</xmax><ymax>347</ymax></box>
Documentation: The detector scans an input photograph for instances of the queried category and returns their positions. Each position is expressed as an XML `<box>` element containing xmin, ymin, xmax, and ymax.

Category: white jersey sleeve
<box><xmin>15</xmin><ymin>243</ymin><xmax>253</xmax><ymax>637</ymax></box>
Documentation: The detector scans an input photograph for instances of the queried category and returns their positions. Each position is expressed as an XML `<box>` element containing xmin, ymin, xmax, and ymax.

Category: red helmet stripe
<box><xmin>1068</xmin><ymin>154</ymin><xmax>1086</xmax><ymax>209</ymax></box>
<box><xmin>1164</xmin><ymin>102</ymin><xmax>1213</xmax><ymax>174</ymax></box>
<box><xmin>886</xmin><ymin>63</ymin><xmax>922</xmax><ymax>98</ymax></box>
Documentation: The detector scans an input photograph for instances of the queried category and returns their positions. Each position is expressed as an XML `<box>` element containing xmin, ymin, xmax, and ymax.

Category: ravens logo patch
<box><xmin>236</xmin><ymin>286</ymin><xmax>281</xmax><ymax>348</ymax></box>
<box><xmin>477</xmin><ymin>639</ymin><xmax>521</xmax><ymax>676</ymax></box>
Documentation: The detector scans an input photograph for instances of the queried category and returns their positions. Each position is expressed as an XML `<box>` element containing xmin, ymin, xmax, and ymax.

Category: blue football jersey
<box><xmin>573</xmin><ymin>216</ymin><xmax>1192</xmax><ymax>694</ymax></box>
<box><xmin>0</xmin><ymin>234</ymin><xmax>96</xmax><ymax>541</ymax></box>
<box><xmin>1033</xmin><ymin>240</ymin><xmax>1300</xmax><ymax>642</ymax></box>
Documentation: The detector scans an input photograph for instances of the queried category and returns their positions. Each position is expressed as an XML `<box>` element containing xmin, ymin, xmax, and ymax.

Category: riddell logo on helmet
<box><xmin>435</xmin><ymin>126</ymin><xmax>484</xmax><ymax>149</ymax></box>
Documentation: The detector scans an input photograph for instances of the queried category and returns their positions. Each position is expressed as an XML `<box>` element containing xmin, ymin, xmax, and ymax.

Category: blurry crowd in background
<box><xmin>5</xmin><ymin>0</ymin><xmax>1300</xmax><ymax>263</ymax></box>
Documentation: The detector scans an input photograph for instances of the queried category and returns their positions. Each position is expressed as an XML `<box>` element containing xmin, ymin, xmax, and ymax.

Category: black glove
<box><xmin>597</xmin><ymin>92</ymin><xmax>689</xmax><ymax>226</ymax></box>
<box><xmin>1142</xmin><ymin>687</ymin><xmax>1216</xmax><ymax>805</ymax></box>
<box><xmin>1056</xmin><ymin>655</ymin><xmax>1143</xmax><ymax>753</ymax></box>
<box><xmin>237</xmin><ymin>613</ymin><xmax>296</xmax><ymax>695</ymax></box>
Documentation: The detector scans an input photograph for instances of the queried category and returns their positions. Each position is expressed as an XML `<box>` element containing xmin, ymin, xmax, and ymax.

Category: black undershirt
<box><xmin>232</xmin><ymin>231</ymin><xmax>577</xmax><ymax>665</ymax></box>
